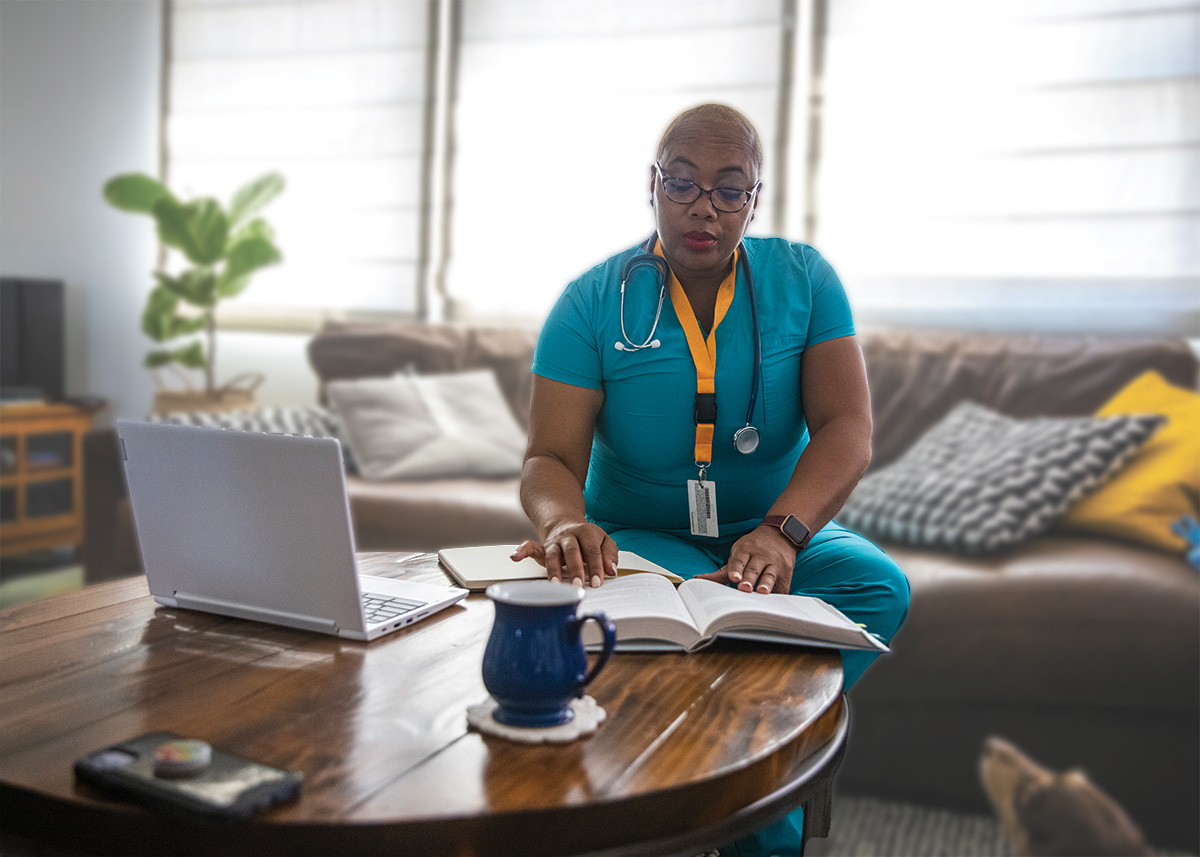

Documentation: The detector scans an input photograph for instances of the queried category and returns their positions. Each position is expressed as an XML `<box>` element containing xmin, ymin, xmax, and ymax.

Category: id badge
<box><xmin>688</xmin><ymin>479</ymin><xmax>719</xmax><ymax>538</ymax></box>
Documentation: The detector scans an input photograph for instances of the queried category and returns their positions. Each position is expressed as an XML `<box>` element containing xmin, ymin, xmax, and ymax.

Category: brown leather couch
<box><xmin>843</xmin><ymin>331</ymin><xmax>1199</xmax><ymax>852</ymax></box>
<box><xmin>83</xmin><ymin>323</ymin><xmax>1199</xmax><ymax>849</ymax></box>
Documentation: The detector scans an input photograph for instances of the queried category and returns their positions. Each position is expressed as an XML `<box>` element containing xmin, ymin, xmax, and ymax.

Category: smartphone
<box><xmin>74</xmin><ymin>731</ymin><xmax>303</xmax><ymax>821</ymax></box>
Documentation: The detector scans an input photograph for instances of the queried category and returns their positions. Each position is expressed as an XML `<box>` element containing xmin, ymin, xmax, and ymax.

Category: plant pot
<box><xmin>151</xmin><ymin>372</ymin><xmax>264</xmax><ymax>415</ymax></box>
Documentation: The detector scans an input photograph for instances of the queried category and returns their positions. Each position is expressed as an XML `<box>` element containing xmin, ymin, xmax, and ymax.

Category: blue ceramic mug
<box><xmin>482</xmin><ymin>580</ymin><xmax>617</xmax><ymax>728</ymax></box>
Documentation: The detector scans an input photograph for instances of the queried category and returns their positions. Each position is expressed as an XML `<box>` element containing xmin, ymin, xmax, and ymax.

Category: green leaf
<box><xmin>172</xmin><ymin>341</ymin><xmax>208</xmax><ymax>369</ymax></box>
<box><xmin>216</xmin><ymin>274</ymin><xmax>250</xmax><ymax>300</ymax></box>
<box><xmin>217</xmin><ymin>235</ymin><xmax>281</xmax><ymax>297</ymax></box>
<box><xmin>175</xmin><ymin>316</ymin><xmax>208</xmax><ymax>338</ymax></box>
<box><xmin>153</xmin><ymin>197</ymin><xmax>229</xmax><ymax>266</ymax></box>
<box><xmin>143</xmin><ymin>341</ymin><xmax>208</xmax><ymax>370</ymax></box>
<box><xmin>228</xmin><ymin>172</ymin><xmax>285</xmax><ymax>228</ymax></box>
<box><xmin>144</xmin><ymin>349</ymin><xmax>177</xmax><ymax>368</ymax></box>
<box><xmin>141</xmin><ymin>286</ymin><xmax>180</xmax><ymax>342</ymax></box>
<box><xmin>154</xmin><ymin>269</ymin><xmax>218</xmax><ymax>307</ymax></box>
<box><xmin>142</xmin><ymin>284</ymin><xmax>207</xmax><ymax>342</ymax></box>
<box><xmin>227</xmin><ymin>217</ymin><xmax>275</xmax><ymax>250</ymax></box>
<box><xmin>104</xmin><ymin>174</ymin><xmax>175</xmax><ymax>214</ymax></box>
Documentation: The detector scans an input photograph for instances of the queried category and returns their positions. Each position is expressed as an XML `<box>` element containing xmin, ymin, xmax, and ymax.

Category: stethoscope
<box><xmin>614</xmin><ymin>234</ymin><xmax>763</xmax><ymax>455</ymax></box>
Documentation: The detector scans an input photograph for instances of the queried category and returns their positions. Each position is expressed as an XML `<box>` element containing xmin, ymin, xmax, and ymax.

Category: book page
<box><xmin>437</xmin><ymin>545</ymin><xmax>684</xmax><ymax>588</ymax></box>
<box><xmin>677</xmin><ymin>579</ymin><xmax>867</xmax><ymax>648</ymax></box>
<box><xmin>580</xmin><ymin>574</ymin><xmax>701</xmax><ymax>649</ymax></box>
<box><xmin>616</xmin><ymin>552</ymin><xmax>684</xmax><ymax>584</ymax></box>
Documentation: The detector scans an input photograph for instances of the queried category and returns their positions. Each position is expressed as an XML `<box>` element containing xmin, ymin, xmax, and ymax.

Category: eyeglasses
<box><xmin>654</xmin><ymin>163</ymin><xmax>760</xmax><ymax>213</ymax></box>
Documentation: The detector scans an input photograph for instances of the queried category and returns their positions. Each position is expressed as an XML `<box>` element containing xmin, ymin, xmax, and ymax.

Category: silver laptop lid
<box><xmin>116</xmin><ymin>420</ymin><xmax>365</xmax><ymax>635</ymax></box>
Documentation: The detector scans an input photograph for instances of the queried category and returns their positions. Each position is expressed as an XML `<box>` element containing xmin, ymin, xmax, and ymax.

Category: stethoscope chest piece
<box><xmin>733</xmin><ymin>425</ymin><xmax>760</xmax><ymax>455</ymax></box>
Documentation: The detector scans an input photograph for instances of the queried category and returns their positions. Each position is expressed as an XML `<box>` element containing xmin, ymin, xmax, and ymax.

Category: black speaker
<box><xmin>0</xmin><ymin>277</ymin><xmax>65</xmax><ymax>402</ymax></box>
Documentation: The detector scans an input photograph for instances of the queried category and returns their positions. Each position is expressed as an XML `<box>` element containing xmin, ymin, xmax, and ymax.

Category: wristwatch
<box><xmin>760</xmin><ymin>514</ymin><xmax>813</xmax><ymax>552</ymax></box>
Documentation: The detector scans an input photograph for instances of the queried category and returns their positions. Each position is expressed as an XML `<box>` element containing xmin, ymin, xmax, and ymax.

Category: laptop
<box><xmin>116</xmin><ymin>419</ymin><xmax>468</xmax><ymax>641</ymax></box>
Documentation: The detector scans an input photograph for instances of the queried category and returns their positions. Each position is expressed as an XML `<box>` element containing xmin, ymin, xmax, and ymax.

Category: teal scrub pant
<box><xmin>605</xmin><ymin>521</ymin><xmax>911</xmax><ymax>856</ymax></box>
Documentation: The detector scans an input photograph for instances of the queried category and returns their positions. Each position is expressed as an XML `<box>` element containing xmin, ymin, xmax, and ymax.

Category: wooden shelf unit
<box><xmin>0</xmin><ymin>403</ymin><xmax>97</xmax><ymax>558</ymax></box>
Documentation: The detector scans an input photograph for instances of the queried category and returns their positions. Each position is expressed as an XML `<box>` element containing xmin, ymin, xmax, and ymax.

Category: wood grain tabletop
<box><xmin>0</xmin><ymin>553</ymin><xmax>846</xmax><ymax>856</ymax></box>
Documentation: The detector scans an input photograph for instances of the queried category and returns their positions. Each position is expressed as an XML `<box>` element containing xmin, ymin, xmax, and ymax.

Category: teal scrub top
<box><xmin>532</xmin><ymin>236</ymin><xmax>855</xmax><ymax>538</ymax></box>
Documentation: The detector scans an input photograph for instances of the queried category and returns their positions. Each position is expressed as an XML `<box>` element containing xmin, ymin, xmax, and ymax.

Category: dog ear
<box><xmin>1020</xmin><ymin>785</ymin><xmax>1105</xmax><ymax>856</ymax></box>
<box><xmin>1012</xmin><ymin>773</ymin><xmax>1040</xmax><ymax>812</ymax></box>
<box><xmin>1019</xmin><ymin>779</ymin><xmax>1153</xmax><ymax>857</ymax></box>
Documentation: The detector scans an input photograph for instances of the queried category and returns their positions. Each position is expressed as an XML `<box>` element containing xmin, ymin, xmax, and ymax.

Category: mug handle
<box><xmin>575</xmin><ymin>611</ymin><xmax>617</xmax><ymax>692</ymax></box>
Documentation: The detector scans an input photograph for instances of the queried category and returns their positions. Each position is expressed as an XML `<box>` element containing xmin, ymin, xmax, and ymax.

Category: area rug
<box><xmin>804</xmin><ymin>795</ymin><xmax>1017</xmax><ymax>857</ymax></box>
<box><xmin>803</xmin><ymin>794</ymin><xmax>1196</xmax><ymax>857</ymax></box>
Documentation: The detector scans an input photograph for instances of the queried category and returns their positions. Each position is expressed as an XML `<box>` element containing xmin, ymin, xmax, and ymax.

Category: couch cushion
<box><xmin>1058</xmin><ymin>370</ymin><xmax>1200</xmax><ymax>553</ymax></box>
<box><xmin>465</xmin><ymin>327</ymin><xmax>539</xmax><ymax>431</ymax></box>
<box><xmin>327</xmin><ymin>371</ymin><xmax>526</xmax><ymax>480</ymax></box>
<box><xmin>859</xmin><ymin>329</ymin><xmax>1200</xmax><ymax>470</ymax></box>
<box><xmin>149</xmin><ymin>404</ymin><xmax>357</xmax><ymax>471</ymax></box>
<box><xmin>150</xmin><ymin>404</ymin><xmax>342</xmax><ymax>436</ymax></box>
<box><xmin>838</xmin><ymin>403</ymin><xmax>1163</xmax><ymax>553</ymax></box>
<box><xmin>308</xmin><ymin>321</ymin><xmax>469</xmax><ymax>383</ymax></box>
<box><xmin>857</xmin><ymin>535</ymin><xmax>1200</xmax><ymax>710</ymax></box>
<box><xmin>308</xmin><ymin>321</ymin><xmax>539</xmax><ymax>429</ymax></box>
<box><xmin>346</xmin><ymin>476</ymin><xmax>536</xmax><ymax>552</ymax></box>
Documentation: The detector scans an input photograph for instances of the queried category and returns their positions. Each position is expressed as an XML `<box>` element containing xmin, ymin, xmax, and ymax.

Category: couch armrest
<box><xmin>83</xmin><ymin>428</ymin><xmax>138</xmax><ymax>584</ymax></box>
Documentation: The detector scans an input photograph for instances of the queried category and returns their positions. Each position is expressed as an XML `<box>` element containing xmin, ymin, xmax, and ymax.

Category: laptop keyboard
<box><xmin>361</xmin><ymin>592</ymin><xmax>427</xmax><ymax>625</ymax></box>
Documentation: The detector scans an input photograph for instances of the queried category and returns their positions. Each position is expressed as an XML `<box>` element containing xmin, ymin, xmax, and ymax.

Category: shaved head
<box><xmin>657</xmin><ymin>104</ymin><xmax>763</xmax><ymax>181</ymax></box>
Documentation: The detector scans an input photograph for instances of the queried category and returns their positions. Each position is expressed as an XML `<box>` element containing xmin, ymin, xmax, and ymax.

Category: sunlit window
<box><xmin>443</xmin><ymin>0</ymin><xmax>796</xmax><ymax>322</ymax></box>
<box><xmin>166</xmin><ymin>0</ymin><xmax>432</xmax><ymax>323</ymax></box>
<box><xmin>815</xmin><ymin>0</ymin><xmax>1199</xmax><ymax>334</ymax></box>
<box><xmin>165</xmin><ymin>0</ymin><xmax>1198</xmax><ymax>335</ymax></box>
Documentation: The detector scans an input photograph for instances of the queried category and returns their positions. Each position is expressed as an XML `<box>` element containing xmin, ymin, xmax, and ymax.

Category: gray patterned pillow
<box><xmin>838</xmin><ymin>402</ymin><xmax>1163</xmax><ymax>553</ymax></box>
<box><xmin>150</xmin><ymin>405</ymin><xmax>356</xmax><ymax>471</ymax></box>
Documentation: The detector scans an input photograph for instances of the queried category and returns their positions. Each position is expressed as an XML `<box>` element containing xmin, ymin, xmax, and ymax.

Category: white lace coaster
<box><xmin>466</xmin><ymin>695</ymin><xmax>607</xmax><ymax>744</ymax></box>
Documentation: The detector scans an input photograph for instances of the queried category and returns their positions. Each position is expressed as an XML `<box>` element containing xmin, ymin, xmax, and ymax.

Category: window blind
<box><xmin>443</xmin><ymin>0</ymin><xmax>796</xmax><ymax>321</ymax></box>
<box><xmin>813</xmin><ymin>0</ymin><xmax>1200</xmax><ymax>335</ymax></box>
<box><xmin>166</xmin><ymin>0</ymin><xmax>432</xmax><ymax>323</ymax></box>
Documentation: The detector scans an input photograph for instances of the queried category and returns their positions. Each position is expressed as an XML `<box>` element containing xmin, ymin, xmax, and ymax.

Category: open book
<box><xmin>580</xmin><ymin>574</ymin><xmax>889</xmax><ymax>653</ymax></box>
<box><xmin>437</xmin><ymin>544</ymin><xmax>684</xmax><ymax>591</ymax></box>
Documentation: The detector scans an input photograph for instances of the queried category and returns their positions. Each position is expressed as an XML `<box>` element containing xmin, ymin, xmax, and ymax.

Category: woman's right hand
<box><xmin>512</xmin><ymin>522</ymin><xmax>619</xmax><ymax>588</ymax></box>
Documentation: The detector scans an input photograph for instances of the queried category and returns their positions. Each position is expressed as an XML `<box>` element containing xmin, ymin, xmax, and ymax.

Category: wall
<box><xmin>0</xmin><ymin>0</ymin><xmax>317</xmax><ymax>422</ymax></box>
<box><xmin>1</xmin><ymin>0</ymin><xmax>161</xmax><ymax>421</ymax></box>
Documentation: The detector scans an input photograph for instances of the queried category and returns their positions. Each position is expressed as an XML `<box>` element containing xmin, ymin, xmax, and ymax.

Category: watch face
<box><xmin>781</xmin><ymin>516</ymin><xmax>811</xmax><ymax>548</ymax></box>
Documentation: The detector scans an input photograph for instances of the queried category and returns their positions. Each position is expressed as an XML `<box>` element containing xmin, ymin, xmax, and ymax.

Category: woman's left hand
<box><xmin>694</xmin><ymin>526</ymin><xmax>796</xmax><ymax>594</ymax></box>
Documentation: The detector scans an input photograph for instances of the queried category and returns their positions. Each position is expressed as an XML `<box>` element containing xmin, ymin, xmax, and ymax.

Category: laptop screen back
<box><xmin>117</xmin><ymin>421</ymin><xmax>364</xmax><ymax>632</ymax></box>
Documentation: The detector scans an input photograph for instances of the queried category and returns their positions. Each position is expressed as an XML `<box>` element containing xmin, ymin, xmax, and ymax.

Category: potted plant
<box><xmin>103</xmin><ymin>172</ymin><xmax>284</xmax><ymax>413</ymax></box>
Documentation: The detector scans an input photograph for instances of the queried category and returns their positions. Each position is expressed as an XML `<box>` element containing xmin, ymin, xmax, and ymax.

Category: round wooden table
<box><xmin>0</xmin><ymin>553</ymin><xmax>847</xmax><ymax>856</ymax></box>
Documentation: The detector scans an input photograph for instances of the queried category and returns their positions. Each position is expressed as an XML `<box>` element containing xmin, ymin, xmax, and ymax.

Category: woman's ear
<box><xmin>747</xmin><ymin>183</ymin><xmax>762</xmax><ymax>223</ymax></box>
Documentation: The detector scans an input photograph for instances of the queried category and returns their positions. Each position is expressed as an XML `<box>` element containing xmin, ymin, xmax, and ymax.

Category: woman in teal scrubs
<box><xmin>516</xmin><ymin>104</ymin><xmax>909</xmax><ymax>856</ymax></box>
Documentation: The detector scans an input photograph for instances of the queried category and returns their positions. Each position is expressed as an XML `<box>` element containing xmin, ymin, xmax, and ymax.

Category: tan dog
<box><xmin>980</xmin><ymin>736</ymin><xmax>1154</xmax><ymax>857</ymax></box>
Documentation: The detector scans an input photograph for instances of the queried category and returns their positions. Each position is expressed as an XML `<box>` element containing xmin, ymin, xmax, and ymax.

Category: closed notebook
<box><xmin>437</xmin><ymin>544</ymin><xmax>684</xmax><ymax>590</ymax></box>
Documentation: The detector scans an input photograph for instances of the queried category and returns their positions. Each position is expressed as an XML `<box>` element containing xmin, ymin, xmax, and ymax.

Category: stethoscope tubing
<box><xmin>617</xmin><ymin>234</ymin><xmax>762</xmax><ymax>450</ymax></box>
<box><xmin>617</xmin><ymin>253</ymin><xmax>669</xmax><ymax>351</ymax></box>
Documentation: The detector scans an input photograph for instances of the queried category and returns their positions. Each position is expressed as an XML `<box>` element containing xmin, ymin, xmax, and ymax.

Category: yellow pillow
<box><xmin>1060</xmin><ymin>370</ymin><xmax>1199</xmax><ymax>553</ymax></box>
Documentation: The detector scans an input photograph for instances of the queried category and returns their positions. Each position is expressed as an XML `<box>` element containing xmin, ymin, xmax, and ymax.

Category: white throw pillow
<box><xmin>326</xmin><ymin>370</ymin><xmax>527</xmax><ymax>480</ymax></box>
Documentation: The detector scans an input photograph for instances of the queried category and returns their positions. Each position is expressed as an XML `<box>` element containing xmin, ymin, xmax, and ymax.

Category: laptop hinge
<box><xmin>174</xmin><ymin>591</ymin><xmax>339</xmax><ymax>635</ymax></box>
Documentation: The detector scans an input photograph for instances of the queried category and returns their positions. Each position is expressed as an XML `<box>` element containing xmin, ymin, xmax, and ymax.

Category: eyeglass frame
<box><xmin>653</xmin><ymin>162</ymin><xmax>761</xmax><ymax>214</ymax></box>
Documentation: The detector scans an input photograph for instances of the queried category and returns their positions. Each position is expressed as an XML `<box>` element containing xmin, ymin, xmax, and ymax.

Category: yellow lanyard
<box><xmin>655</xmin><ymin>241</ymin><xmax>738</xmax><ymax>471</ymax></box>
